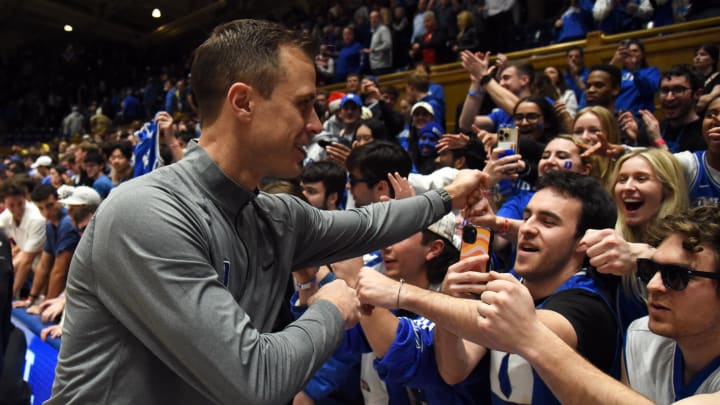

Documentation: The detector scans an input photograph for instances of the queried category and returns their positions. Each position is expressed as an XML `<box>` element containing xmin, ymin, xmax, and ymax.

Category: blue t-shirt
<box><xmin>615</xmin><ymin>67</ymin><xmax>660</xmax><ymax>114</ymax></box>
<box><xmin>488</xmin><ymin>109</ymin><xmax>514</xmax><ymax>132</ymax></box>
<box><xmin>44</xmin><ymin>211</ymin><xmax>80</xmax><ymax>257</ymax></box>
<box><xmin>93</xmin><ymin>175</ymin><xmax>113</xmax><ymax>199</ymax></box>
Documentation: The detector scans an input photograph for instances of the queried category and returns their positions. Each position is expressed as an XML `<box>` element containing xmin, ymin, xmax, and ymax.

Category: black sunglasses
<box><xmin>636</xmin><ymin>258</ymin><xmax>720</xmax><ymax>291</ymax></box>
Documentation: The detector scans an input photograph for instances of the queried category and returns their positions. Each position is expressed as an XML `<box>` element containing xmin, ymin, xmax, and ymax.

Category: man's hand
<box><xmin>325</xmin><ymin>142</ymin><xmax>352</xmax><ymax>168</ymax></box>
<box><xmin>443</xmin><ymin>169</ymin><xmax>491</xmax><ymax>210</ymax></box>
<box><xmin>155</xmin><ymin>111</ymin><xmax>175</xmax><ymax>137</ymax></box>
<box><xmin>437</xmin><ymin>133</ymin><xmax>470</xmax><ymax>153</ymax></box>
<box><xmin>483</xmin><ymin>148</ymin><xmax>523</xmax><ymax>186</ymax></box>
<box><xmin>379</xmin><ymin>172</ymin><xmax>415</xmax><ymax>201</ymax></box>
<box><xmin>460</xmin><ymin>50</ymin><xmax>491</xmax><ymax>82</ymax></box>
<box><xmin>41</xmin><ymin>324</ymin><xmax>63</xmax><ymax>341</ymax></box>
<box><xmin>618</xmin><ymin>111</ymin><xmax>638</xmax><ymax>143</ymax></box>
<box><xmin>579</xmin><ymin>229</ymin><xmax>649</xmax><ymax>276</ymax></box>
<box><xmin>441</xmin><ymin>255</ymin><xmax>490</xmax><ymax>298</ymax></box>
<box><xmin>40</xmin><ymin>296</ymin><xmax>66</xmax><ymax>323</ymax></box>
<box><xmin>309</xmin><ymin>279</ymin><xmax>362</xmax><ymax>329</ymax></box>
<box><xmin>355</xmin><ymin>267</ymin><xmax>401</xmax><ymax>309</ymax></box>
<box><xmin>463</xmin><ymin>197</ymin><xmax>498</xmax><ymax>231</ymax></box>
<box><xmin>476</xmin><ymin>272</ymin><xmax>545</xmax><ymax>355</ymax></box>
<box><xmin>639</xmin><ymin>109</ymin><xmax>662</xmax><ymax>146</ymax></box>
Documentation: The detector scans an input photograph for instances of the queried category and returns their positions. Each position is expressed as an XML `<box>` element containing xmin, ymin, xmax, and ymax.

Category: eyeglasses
<box><xmin>659</xmin><ymin>86</ymin><xmax>691</xmax><ymax>97</ymax></box>
<box><xmin>348</xmin><ymin>174</ymin><xmax>378</xmax><ymax>187</ymax></box>
<box><xmin>636</xmin><ymin>258</ymin><xmax>720</xmax><ymax>291</ymax></box>
<box><xmin>512</xmin><ymin>113</ymin><xmax>541</xmax><ymax>123</ymax></box>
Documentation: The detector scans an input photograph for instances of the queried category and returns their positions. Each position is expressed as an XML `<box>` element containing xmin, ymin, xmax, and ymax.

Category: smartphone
<box><xmin>460</xmin><ymin>223</ymin><xmax>493</xmax><ymax>272</ymax></box>
<box><xmin>497</xmin><ymin>127</ymin><xmax>519</xmax><ymax>173</ymax></box>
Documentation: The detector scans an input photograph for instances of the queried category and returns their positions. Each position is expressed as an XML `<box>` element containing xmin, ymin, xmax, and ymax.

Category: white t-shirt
<box><xmin>0</xmin><ymin>201</ymin><xmax>46</xmax><ymax>252</ymax></box>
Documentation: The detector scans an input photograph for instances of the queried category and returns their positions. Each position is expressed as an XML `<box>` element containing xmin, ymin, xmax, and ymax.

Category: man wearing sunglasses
<box><xmin>470</xmin><ymin>205</ymin><xmax>720</xmax><ymax>404</ymax></box>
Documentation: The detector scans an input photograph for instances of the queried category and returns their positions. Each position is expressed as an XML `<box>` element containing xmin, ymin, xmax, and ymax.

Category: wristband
<box><xmin>468</xmin><ymin>89</ymin><xmax>484</xmax><ymax>97</ymax></box>
<box><xmin>497</xmin><ymin>217</ymin><xmax>510</xmax><ymax>235</ymax></box>
<box><xmin>294</xmin><ymin>279</ymin><xmax>317</xmax><ymax>291</ymax></box>
<box><xmin>653</xmin><ymin>138</ymin><xmax>666</xmax><ymax>147</ymax></box>
<box><xmin>480</xmin><ymin>74</ymin><xmax>494</xmax><ymax>86</ymax></box>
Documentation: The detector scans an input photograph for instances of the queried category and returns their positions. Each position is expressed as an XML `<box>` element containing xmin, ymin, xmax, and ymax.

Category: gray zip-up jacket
<box><xmin>47</xmin><ymin>142</ymin><xmax>451</xmax><ymax>405</ymax></box>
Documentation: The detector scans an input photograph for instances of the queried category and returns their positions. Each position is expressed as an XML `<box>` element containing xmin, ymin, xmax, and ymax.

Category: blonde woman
<box><xmin>573</xmin><ymin>105</ymin><xmax>621</xmax><ymax>184</ymax></box>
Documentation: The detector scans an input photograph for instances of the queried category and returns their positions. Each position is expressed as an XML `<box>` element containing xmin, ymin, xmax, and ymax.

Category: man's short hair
<box><xmin>406</xmin><ymin>72</ymin><xmax>430</xmax><ymax>93</ymax></box>
<box><xmin>662</xmin><ymin>64</ymin><xmax>704</xmax><ymax>91</ymax></box>
<box><xmin>654</xmin><ymin>206</ymin><xmax>720</xmax><ymax>275</ymax></box>
<box><xmin>536</xmin><ymin>171</ymin><xmax>616</xmax><ymax>239</ymax></box>
<box><xmin>566</xmin><ymin>46</ymin><xmax>584</xmax><ymax>56</ymax></box>
<box><xmin>84</xmin><ymin>150</ymin><xmax>105</xmax><ymax>165</ymax></box>
<box><xmin>72</xmin><ymin>204</ymin><xmax>98</xmax><ymax>225</ymax></box>
<box><xmin>346</xmin><ymin>141</ymin><xmax>412</xmax><ymax>198</ymax></box>
<box><xmin>10</xmin><ymin>174</ymin><xmax>37</xmax><ymax>196</ymax></box>
<box><xmin>30</xmin><ymin>184</ymin><xmax>58</xmax><ymax>203</ymax></box>
<box><xmin>0</xmin><ymin>180</ymin><xmax>25</xmax><ymax>200</ymax></box>
<box><xmin>191</xmin><ymin>19</ymin><xmax>316</xmax><ymax>125</ymax></box>
<box><xmin>421</xmin><ymin>229</ymin><xmax>460</xmax><ymax>284</ymax></box>
<box><xmin>300</xmin><ymin>161</ymin><xmax>347</xmax><ymax>201</ymax></box>
<box><xmin>588</xmin><ymin>64</ymin><xmax>622</xmax><ymax>89</ymax></box>
<box><xmin>503</xmin><ymin>62</ymin><xmax>536</xmax><ymax>87</ymax></box>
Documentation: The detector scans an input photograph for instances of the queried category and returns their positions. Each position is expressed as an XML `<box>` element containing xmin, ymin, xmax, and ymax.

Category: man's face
<box><xmin>370</xmin><ymin>11</ymin><xmax>381</xmax><ymax>28</ymax></box>
<box><xmin>499</xmin><ymin>67</ymin><xmax>526</xmax><ymax>95</ymax></box>
<box><xmin>412</xmin><ymin>109</ymin><xmax>433</xmax><ymax>129</ymax></box>
<box><xmin>346</xmin><ymin>76</ymin><xmax>360</xmax><ymax>93</ymax></box>
<box><xmin>348</xmin><ymin>168</ymin><xmax>382</xmax><ymax>207</ymax></box>
<box><xmin>247</xmin><ymin>46</ymin><xmax>322</xmax><ymax>178</ymax></box>
<box><xmin>37</xmin><ymin>166</ymin><xmax>50</xmax><ymax>177</ymax></box>
<box><xmin>567</xmin><ymin>49</ymin><xmax>583</xmax><ymax>68</ymax></box>
<box><xmin>423</xmin><ymin>14</ymin><xmax>435</xmax><ymax>31</ymax></box>
<box><xmin>646</xmin><ymin>234</ymin><xmax>720</xmax><ymax>342</ymax></box>
<box><xmin>342</xmin><ymin>28</ymin><xmax>354</xmax><ymax>45</ymax></box>
<box><xmin>434</xmin><ymin>149</ymin><xmax>456</xmax><ymax>168</ymax></box>
<box><xmin>4</xmin><ymin>195</ymin><xmax>25</xmax><ymax>222</ymax></box>
<box><xmin>301</xmin><ymin>180</ymin><xmax>330</xmax><ymax>210</ymax></box>
<box><xmin>340</xmin><ymin>102</ymin><xmax>361</xmax><ymax>126</ymax></box>
<box><xmin>36</xmin><ymin>195</ymin><xmax>61</xmax><ymax>222</ymax></box>
<box><xmin>83</xmin><ymin>161</ymin><xmax>102</xmax><ymax>180</ymax></box>
<box><xmin>382</xmin><ymin>232</ymin><xmax>430</xmax><ymax>282</ymax></box>
<box><xmin>702</xmin><ymin>97</ymin><xmax>720</xmax><ymax>156</ymax></box>
<box><xmin>515</xmin><ymin>188</ymin><xmax>582</xmax><ymax>281</ymax></box>
<box><xmin>315</xmin><ymin>94</ymin><xmax>328</xmax><ymax>111</ymax></box>
<box><xmin>660</xmin><ymin>75</ymin><xmax>697</xmax><ymax>121</ymax></box>
<box><xmin>382</xmin><ymin>92</ymin><xmax>397</xmax><ymax>106</ymax></box>
<box><xmin>419</xmin><ymin>129</ymin><xmax>440</xmax><ymax>157</ymax></box>
<box><xmin>585</xmin><ymin>71</ymin><xmax>618</xmax><ymax>108</ymax></box>
<box><xmin>76</xmin><ymin>214</ymin><xmax>92</xmax><ymax>237</ymax></box>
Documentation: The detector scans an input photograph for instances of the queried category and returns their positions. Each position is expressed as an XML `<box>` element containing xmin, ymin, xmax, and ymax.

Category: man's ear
<box><xmin>453</xmin><ymin>156</ymin><xmax>466</xmax><ymax>170</ymax></box>
<box><xmin>425</xmin><ymin>239</ymin><xmax>444</xmax><ymax>261</ymax></box>
<box><xmin>611</xmin><ymin>85</ymin><xmax>620</xmax><ymax>98</ymax></box>
<box><xmin>227</xmin><ymin>82</ymin><xmax>253</xmax><ymax>122</ymax></box>
<box><xmin>374</xmin><ymin>179</ymin><xmax>390</xmax><ymax>199</ymax></box>
<box><xmin>326</xmin><ymin>191</ymin><xmax>338</xmax><ymax>209</ymax></box>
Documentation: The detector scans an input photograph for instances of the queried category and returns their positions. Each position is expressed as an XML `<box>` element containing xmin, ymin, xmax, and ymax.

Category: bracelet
<box><xmin>468</xmin><ymin>89</ymin><xmax>484</xmax><ymax>97</ymax></box>
<box><xmin>653</xmin><ymin>138</ymin><xmax>666</xmax><ymax>147</ymax></box>
<box><xmin>480</xmin><ymin>74</ymin><xmax>494</xmax><ymax>86</ymax></box>
<box><xmin>29</xmin><ymin>294</ymin><xmax>38</xmax><ymax>299</ymax></box>
<box><xmin>396</xmin><ymin>278</ymin><xmax>405</xmax><ymax>309</ymax></box>
<box><xmin>294</xmin><ymin>278</ymin><xmax>317</xmax><ymax>291</ymax></box>
<box><xmin>497</xmin><ymin>217</ymin><xmax>510</xmax><ymax>235</ymax></box>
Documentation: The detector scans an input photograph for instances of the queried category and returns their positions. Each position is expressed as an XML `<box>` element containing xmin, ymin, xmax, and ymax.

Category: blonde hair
<box><xmin>611</xmin><ymin>148</ymin><xmax>689</xmax><ymax>300</ymax></box>
<box><xmin>574</xmin><ymin>106</ymin><xmax>621</xmax><ymax>185</ymax></box>
<box><xmin>456</xmin><ymin>11</ymin><xmax>474</xmax><ymax>35</ymax></box>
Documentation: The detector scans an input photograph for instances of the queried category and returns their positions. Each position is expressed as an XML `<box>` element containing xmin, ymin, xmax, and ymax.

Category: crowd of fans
<box><xmin>1</xmin><ymin>2</ymin><xmax>720</xmax><ymax>403</ymax></box>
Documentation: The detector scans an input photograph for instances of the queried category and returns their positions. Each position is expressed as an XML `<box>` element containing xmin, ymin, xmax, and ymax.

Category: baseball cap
<box><xmin>31</xmin><ymin>155</ymin><xmax>53</xmax><ymax>168</ymax></box>
<box><xmin>411</xmin><ymin>101</ymin><xmax>434</xmax><ymax>116</ymax></box>
<box><xmin>59</xmin><ymin>186</ymin><xmax>102</xmax><ymax>206</ymax></box>
<box><xmin>340</xmin><ymin>93</ymin><xmax>362</xmax><ymax>108</ymax></box>
<box><xmin>420</xmin><ymin>121</ymin><xmax>443</xmax><ymax>138</ymax></box>
<box><xmin>427</xmin><ymin>213</ymin><xmax>461</xmax><ymax>250</ymax></box>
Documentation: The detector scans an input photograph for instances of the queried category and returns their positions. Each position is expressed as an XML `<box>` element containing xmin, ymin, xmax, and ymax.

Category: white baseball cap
<box><xmin>59</xmin><ymin>186</ymin><xmax>102</xmax><ymax>206</ymax></box>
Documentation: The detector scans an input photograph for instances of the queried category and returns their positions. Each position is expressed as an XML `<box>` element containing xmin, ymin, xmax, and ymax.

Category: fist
<box><xmin>309</xmin><ymin>279</ymin><xmax>361</xmax><ymax>329</ymax></box>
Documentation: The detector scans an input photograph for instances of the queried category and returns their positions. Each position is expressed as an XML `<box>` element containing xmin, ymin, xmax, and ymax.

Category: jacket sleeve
<box><xmin>83</xmin><ymin>189</ymin><xmax>346</xmax><ymax>405</ymax></box>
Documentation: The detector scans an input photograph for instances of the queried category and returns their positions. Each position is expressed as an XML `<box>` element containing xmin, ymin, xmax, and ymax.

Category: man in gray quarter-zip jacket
<box><xmin>46</xmin><ymin>19</ymin><xmax>489</xmax><ymax>405</ymax></box>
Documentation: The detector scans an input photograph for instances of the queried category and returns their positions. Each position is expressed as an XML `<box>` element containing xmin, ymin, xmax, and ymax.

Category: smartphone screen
<box><xmin>460</xmin><ymin>224</ymin><xmax>493</xmax><ymax>272</ymax></box>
